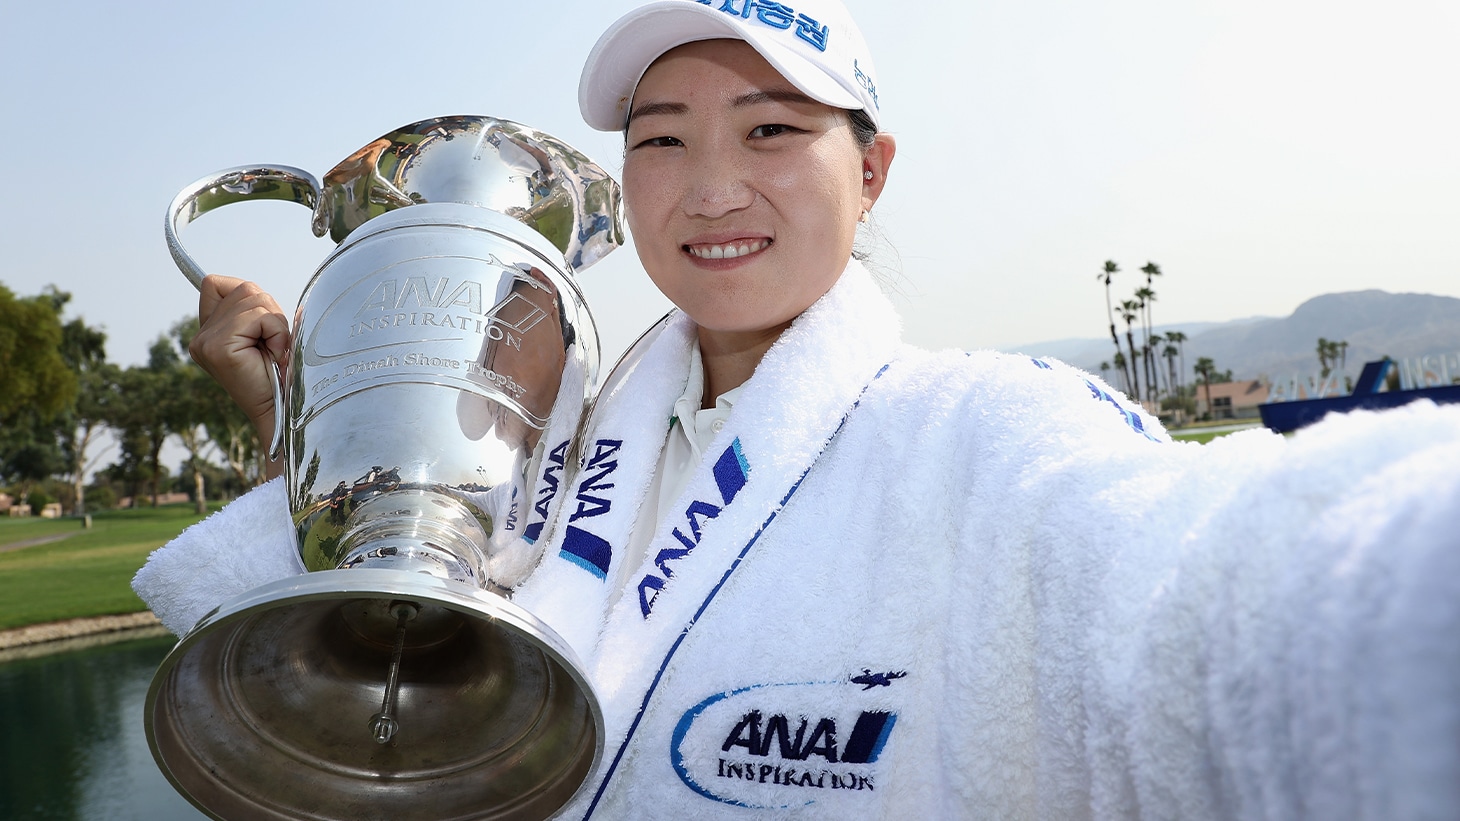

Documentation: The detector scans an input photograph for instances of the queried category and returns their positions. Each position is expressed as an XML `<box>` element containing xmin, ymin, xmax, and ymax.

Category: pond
<box><xmin>0</xmin><ymin>632</ymin><xmax>206</xmax><ymax>821</ymax></box>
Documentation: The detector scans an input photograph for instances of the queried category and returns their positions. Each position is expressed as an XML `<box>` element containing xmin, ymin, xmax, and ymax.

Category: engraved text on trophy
<box><xmin>298</xmin><ymin>246</ymin><xmax>565</xmax><ymax>430</ymax></box>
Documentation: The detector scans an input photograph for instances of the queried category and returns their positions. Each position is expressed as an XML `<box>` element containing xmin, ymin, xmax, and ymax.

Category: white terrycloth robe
<box><xmin>135</xmin><ymin>261</ymin><xmax>1460</xmax><ymax>819</ymax></box>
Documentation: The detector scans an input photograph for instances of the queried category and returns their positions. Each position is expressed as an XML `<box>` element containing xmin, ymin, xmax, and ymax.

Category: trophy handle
<box><xmin>264</xmin><ymin>359</ymin><xmax>284</xmax><ymax>461</ymax></box>
<box><xmin>165</xmin><ymin>165</ymin><xmax>320</xmax><ymax>460</ymax></box>
<box><xmin>165</xmin><ymin>165</ymin><xmax>325</xmax><ymax>289</ymax></box>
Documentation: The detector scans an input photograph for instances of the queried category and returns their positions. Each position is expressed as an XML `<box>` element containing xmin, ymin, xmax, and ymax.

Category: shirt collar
<box><xmin>669</xmin><ymin>338</ymin><xmax>743</xmax><ymax>456</ymax></box>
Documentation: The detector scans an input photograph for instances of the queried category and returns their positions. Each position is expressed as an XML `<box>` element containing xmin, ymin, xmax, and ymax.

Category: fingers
<box><xmin>191</xmin><ymin>275</ymin><xmax>291</xmax><ymax>443</ymax></box>
<box><xmin>194</xmin><ymin>275</ymin><xmax>291</xmax><ymax>369</ymax></box>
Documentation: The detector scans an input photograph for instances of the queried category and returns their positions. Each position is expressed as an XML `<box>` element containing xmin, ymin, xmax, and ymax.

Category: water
<box><xmin>0</xmin><ymin>634</ymin><xmax>207</xmax><ymax>821</ymax></box>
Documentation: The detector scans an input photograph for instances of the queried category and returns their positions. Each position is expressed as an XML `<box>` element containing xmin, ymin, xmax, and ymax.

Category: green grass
<box><xmin>1169</xmin><ymin>421</ymin><xmax>1268</xmax><ymax>445</ymax></box>
<box><xmin>0</xmin><ymin>504</ymin><xmax>217</xmax><ymax>630</ymax></box>
<box><xmin>1170</xmin><ymin>430</ymin><xmax>1228</xmax><ymax>444</ymax></box>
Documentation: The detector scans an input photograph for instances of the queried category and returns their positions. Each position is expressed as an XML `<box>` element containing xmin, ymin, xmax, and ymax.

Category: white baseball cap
<box><xmin>578</xmin><ymin>0</ymin><xmax>883</xmax><ymax>132</ymax></box>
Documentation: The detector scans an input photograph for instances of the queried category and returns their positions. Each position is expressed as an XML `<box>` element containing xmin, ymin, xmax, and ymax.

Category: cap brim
<box><xmin>579</xmin><ymin>1</ymin><xmax>862</xmax><ymax>131</ymax></box>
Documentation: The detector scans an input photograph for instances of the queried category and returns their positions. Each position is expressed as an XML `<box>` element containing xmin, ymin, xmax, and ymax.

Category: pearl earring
<box><xmin>864</xmin><ymin>170</ymin><xmax>874</xmax><ymax>180</ymax></box>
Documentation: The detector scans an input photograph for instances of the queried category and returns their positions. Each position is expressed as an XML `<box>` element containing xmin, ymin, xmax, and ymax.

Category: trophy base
<box><xmin>145</xmin><ymin>569</ymin><xmax>602</xmax><ymax>821</ymax></box>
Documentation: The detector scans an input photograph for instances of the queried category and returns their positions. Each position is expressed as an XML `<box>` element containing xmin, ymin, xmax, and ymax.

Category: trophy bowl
<box><xmin>146</xmin><ymin>115</ymin><xmax>621</xmax><ymax>820</ymax></box>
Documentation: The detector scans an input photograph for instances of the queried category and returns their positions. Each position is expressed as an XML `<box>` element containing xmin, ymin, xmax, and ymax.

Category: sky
<box><xmin>4</xmin><ymin>0</ymin><xmax>1459</xmax><ymax>371</ymax></box>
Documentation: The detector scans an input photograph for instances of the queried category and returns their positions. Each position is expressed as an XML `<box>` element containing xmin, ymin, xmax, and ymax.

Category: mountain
<box><xmin>1008</xmin><ymin>291</ymin><xmax>1460</xmax><ymax>384</ymax></box>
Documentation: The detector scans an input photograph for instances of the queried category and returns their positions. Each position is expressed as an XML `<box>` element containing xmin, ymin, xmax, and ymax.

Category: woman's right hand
<box><xmin>189</xmin><ymin>275</ymin><xmax>291</xmax><ymax>478</ymax></box>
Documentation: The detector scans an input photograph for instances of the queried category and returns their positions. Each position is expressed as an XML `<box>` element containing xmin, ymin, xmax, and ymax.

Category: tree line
<box><xmin>1095</xmin><ymin>260</ymin><xmax>1233</xmax><ymax>422</ymax></box>
<box><xmin>0</xmin><ymin>282</ymin><xmax>268</xmax><ymax>516</ymax></box>
<box><xmin>1</xmin><ymin>262</ymin><xmax>1275</xmax><ymax>514</ymax></box>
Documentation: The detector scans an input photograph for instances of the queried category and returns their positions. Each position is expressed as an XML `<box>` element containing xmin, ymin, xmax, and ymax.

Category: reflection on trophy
<box><xmin>146</xmin><ymin>116</ymin><xmax>622</xmax><ymax>820</ymax></box>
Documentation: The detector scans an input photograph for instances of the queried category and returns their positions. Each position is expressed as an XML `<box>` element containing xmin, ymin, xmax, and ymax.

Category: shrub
<box><xmin>85</xmin><ymin>484</ymin><xmax>117</xmax><ymax>512</ymax></box>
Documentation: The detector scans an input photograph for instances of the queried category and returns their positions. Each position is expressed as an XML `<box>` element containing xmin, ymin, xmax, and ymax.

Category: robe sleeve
<box><xmin>131</xmin><ymin>477</ymin><xmax>303</xmax><ymax>636</ymax></box>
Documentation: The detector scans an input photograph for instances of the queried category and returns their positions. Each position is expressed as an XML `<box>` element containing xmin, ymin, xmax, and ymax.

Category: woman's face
<box><xmin>622</xmin><ymin>39</ymin><xmax>893</xmax><ymax>342</ymax></box>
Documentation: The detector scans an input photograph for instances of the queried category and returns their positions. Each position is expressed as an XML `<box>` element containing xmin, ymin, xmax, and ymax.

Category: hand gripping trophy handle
<box><xmin>165</xmin><ymin>165</ymin><xmax>322</xmax><ymax>459</ymax></box>
<box><xmin>147</xmin><ymin>117</ymin><xmax>621</xmax><ymax>821</ymax></box>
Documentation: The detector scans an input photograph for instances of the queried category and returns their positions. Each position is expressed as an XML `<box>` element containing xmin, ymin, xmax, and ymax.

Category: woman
<box><xmin>138</xmin><ymin>0</ymin><xmax>1460</xmax><ymax>818</ymax></box>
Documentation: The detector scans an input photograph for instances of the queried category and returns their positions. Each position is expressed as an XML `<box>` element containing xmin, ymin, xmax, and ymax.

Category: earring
<box><xmin>863</xmin><ymin>169</ymin><xmax>874</xmax><ymax>180</ymax></box>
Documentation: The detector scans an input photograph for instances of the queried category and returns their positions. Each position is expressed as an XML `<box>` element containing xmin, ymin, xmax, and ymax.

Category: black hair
<box><xmin>845</xmin><ymin>108</ymin><xmax>897</xmax><ymax>274</ymax></box>
<box><xmin>847</xmin><ymin>108</ymin><xmax>878</xmax><ymax>149</ymax></box>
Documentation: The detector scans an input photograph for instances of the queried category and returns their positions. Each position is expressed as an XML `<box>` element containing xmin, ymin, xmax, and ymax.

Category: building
<box><xmin>1197</xmin><ymin>379</ymin><xmax>1269</xmax><ymax>420</ymax></box>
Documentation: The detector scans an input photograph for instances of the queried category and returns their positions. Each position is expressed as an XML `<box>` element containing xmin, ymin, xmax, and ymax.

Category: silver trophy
<box><xmin>145</xmin><ymin>116</ymin><xmax>621</xmax><ymax>820</ymax></box>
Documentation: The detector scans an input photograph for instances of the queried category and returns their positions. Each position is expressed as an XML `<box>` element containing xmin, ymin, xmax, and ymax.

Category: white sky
<box><xmin>4</xmin><ymin>0</ymin><xmax>1458</xmax><ymax>369</ymax></box>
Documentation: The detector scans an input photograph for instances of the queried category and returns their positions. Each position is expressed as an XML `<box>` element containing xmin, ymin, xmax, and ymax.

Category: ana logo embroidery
<box><xmin>522</xmin><ymin>439</ymin><xmax>568</xmax><ymax>543</ymax></box>
<box><xmin>637</xmin><ymin>438</ymin><xmax>750</xmax><ymax>617</ymax></box>
<box><xmin>671</xmin><ymin>673</ymin><xmax>904</xmax><ymax>808</ymax></box>
<box><xmin>558</xmin><ymin>438</ymin><xmax>623</xmax><ymax>578</ymax></box>
<box><xmin>503</xmin><ymin>485</ymin><xmax>518</xmax><ymax>533</ymax></box>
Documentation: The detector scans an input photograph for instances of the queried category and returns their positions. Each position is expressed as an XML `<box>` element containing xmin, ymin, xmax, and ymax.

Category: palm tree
<box><xmin>1139</xmin><ymin>262</ymin><xmax>1162</xmax><ymax>401</ymax></box>
<box><xmin>1139</xmin><ymin>261</ymin><xmax>1163</xmax><ymax>295</ymax></box>
<box><xmin>1194</xmin><ymin>357</ymin><xmax>1217</xmax><ymax>420</ymax></box>
<box><xmin>1164</xmin><ymin>330</ymin><xmax>1188</xmax><ymax>395</ymax></box>
<box><xmin>1316</xmin><ymin>337</ymin><xmax>1342</xmax><ymax>379</ymax></box>
<box><xmin>1148</xmin><ymin>331</ymin><xmax>1165</xmax><ymax>397</ymax></box>
<box><xmin>1112</xmin><ymin>352</ymin><xmax>1129</xmax><ymax>394</ymax></box>
<box><xmin>1134</xmin><ymin>286</ymin><xmax>1157</xmax><ymax>403</ymax></box>
<box><xmin>1120</xmin><ymin>298</ymin><xmax>1143</xmax><ymax>401</ymax></box>
<box><xmin>1162</xmin><ymin>340</ymin><xmax>1180</xmax><ymax>400</ymax></box>
<box><xmin>1097</xmin><ymin>261</ymin><xmax>1128</xmax><ymax>392</ymax></box>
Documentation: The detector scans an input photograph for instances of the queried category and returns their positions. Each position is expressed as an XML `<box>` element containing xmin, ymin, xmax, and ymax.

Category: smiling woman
<box><xmin>621</xmin><ymin>39</ymin><xmax>893</xmax><ymax>399</ymax></box>
<box><xmin>133</xmin><ymin>0</ymin><xmax>1460</xmax><ymax>819</ymax></box>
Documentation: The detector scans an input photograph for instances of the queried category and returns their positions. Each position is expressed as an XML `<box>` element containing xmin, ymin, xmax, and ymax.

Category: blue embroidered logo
<box><xmin>1027</xmin><ymin>357</ymin><xmax>1163</xmax><ymax>442</ymax></box>
<box><xmin>504</xmin><ymin>485</ymin><xmax>518</xmax><ymax>532</ymax></box>
<box><xmin>1082</xmin><ymin>379</ymin><xmax>1163</xmax><ymax>442</ymax></box>
<box><xmin>671</xmin><ymin>676</ymin><xmax>903</xmax><ymax>807</ymax></box>
<box><xmin>849</xmin><ymin>669</ymin><xmax>905</xmax><ymax>690</ymax></box>
<box><xmin>637</xmin><ymin>438</ymin><xmax>750</xmax><ymax>617</ymax></box>
<box><xmin>523</xmin><ymin>439</ymin><xmax>568</xmax><ymax>544</ymax></box>
<box><xmin>695</xmin><ymin>0</ymin><xmax>832</xmax><ymax>52</ymax></box>
<box><xmin>853</xmin><ymin>59</ymin><xmax>879</xmax><ymax>109</ymax></box>
<box><xmin>558</xmin><ymin>438</ymin><xmax>622</xmax><ymax>579</ymax></box>
<box><xmin>712</xmin><ymin>438</ymin><xmax>750</xmax><ymax>502</ymax></box>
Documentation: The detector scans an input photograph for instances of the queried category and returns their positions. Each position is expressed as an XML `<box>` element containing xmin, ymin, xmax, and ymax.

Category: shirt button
<box><xmin>711</xmin><ymin>419</ymin><xmax>725</xmax><ymax>433</ymax></box>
